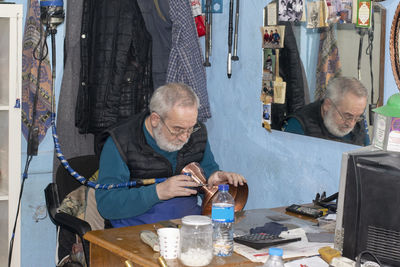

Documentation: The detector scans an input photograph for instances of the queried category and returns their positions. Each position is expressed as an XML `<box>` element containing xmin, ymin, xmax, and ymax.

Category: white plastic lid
<box><xmin>182</xmin><ymin>215</ymin><xmax>211</xmax><ymax>226</ymax></box>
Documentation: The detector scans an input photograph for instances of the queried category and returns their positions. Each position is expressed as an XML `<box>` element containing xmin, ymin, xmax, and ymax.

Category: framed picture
<box><xmin>262</xmin><ymin>49</ymin><xmax>275</xmax><ymax>81</ymax></box>
<box><xmin>261</xmin><ymin>26</ymin><xmax>285</xmax><ymax>49</ymax></box>
<box><xmin>278</xmin><ymin>0</ymin><xmax>304</xmax><ymax>22</ymax></box>
<box><xmin>261</xmin><ymin>79</ymin><xmax>274</xmax><ymax>104</ymax></box>
<box><xmin>262</xmin><ymin>103</ymin><xmax>272</xmax><ymax>125</ymax></box>
<box><xmin>306</xmin><ymin>1</ymin><xmax>329</xmax><ymax>28</ymax></box>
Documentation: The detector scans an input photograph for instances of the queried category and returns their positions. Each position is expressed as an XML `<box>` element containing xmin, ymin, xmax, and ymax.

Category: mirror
<box><xmin>390</xmin><ymin>1</ymin><xmax>400</xmax><ymax>90</ymax></box>
<box><xmin>262</xmin><ymin>2</ymin><xmax>386</xmax><ymax>146</ymax></box>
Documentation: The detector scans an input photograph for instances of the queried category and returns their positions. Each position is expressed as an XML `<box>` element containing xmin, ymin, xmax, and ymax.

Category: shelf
<box><xmin>0</xmin><ymin>193</ymin><xmax>7</xmax><ymax>201</ymax></box>
<box><xmin>0</xmin><ymin>4</ymin><xmax>22</xmax><ymax>266</ymax></box>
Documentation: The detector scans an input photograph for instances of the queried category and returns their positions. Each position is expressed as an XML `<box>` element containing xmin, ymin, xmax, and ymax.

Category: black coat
<box><xmin>76</xmin><ymin>0</ymin><xmax>153</xmax><ymax>135</ymax></box>
<box><xmin>271</xmin><ymin>21</ymin><xmax>307</xmax><ymax>130</ymax></box>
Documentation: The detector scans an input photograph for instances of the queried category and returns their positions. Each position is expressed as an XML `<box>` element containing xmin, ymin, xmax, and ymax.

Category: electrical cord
<box><xmin>366</xmin><ymin>6</ymin><xmax>377</xmax><ymax>126</ymax></box>
<box><xmin>8</xmin><ymin>156</ymin><xmax>32</xmax><ymax>267</ymax></box>
<box><xmin>355</xmin><ymin>250</ymin><xmax>382</xmax><ymax>267</ymax></box>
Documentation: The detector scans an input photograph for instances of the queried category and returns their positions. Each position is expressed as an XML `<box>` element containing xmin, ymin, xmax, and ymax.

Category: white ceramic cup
<box><xmin>157</xmin><ymin>228</ymin><xmax>180</xmax><ymax>259</ymax></box>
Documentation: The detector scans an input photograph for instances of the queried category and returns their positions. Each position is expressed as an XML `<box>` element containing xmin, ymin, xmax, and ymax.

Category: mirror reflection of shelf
<box><xmin>0</xmin><ymin>172</ymin><xmax>7</xmax><ymax>201</ymax></box>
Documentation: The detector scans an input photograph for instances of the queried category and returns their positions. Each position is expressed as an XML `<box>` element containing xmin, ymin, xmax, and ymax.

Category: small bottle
<box><xmin>211</xmin><ymin>184</ymin><xmax>234</xmax><ymax>256</ymax></box>
<box><xmin>263</xmin><ymin>247</ymin><xmax>284</xmax><ymax>267</ymax></box>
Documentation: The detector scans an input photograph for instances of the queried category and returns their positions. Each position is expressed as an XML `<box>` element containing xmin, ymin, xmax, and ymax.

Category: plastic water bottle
<box><xmin>211</xmin><ymin>184</ymin><xmax>234</xmax><ymax>257</ymax></box>
<box><xmin>263</xmin><ymin>247</ymin><xmax>284</xmax><ymax>267</ymax></box>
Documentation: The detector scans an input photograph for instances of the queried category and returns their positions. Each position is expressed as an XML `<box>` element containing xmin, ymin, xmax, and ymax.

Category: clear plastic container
<box><xmin>179</xmin><ymin>215</ymin><xmax>213</xmax><ymax>266</ymax></box>
<box><xmin>263</xmin><ymin>247</ymin><xmax>284</xmax><ymax>267</ymax></box>
<box><xmin>212</xmin><ymin>184</ymin><xmax>235</xmax><ymax>257</ymax></box>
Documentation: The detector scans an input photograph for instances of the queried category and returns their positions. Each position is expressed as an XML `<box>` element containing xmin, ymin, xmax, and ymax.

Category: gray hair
<box><xmin>325</xmin><ymin>77</ymin><xmax>368</xmax><ymax>104</ymax></box>
<box><xmin>149</xmin><ymin>83</ymin><xmax>200</xmax><ymax>118</ymax></box>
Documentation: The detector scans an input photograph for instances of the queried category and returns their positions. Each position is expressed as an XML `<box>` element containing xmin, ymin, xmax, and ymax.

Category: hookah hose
<box><xmin>51</xmin><ymin>115</ymin><xmax>167</xmax><ymax>189</ymax></box>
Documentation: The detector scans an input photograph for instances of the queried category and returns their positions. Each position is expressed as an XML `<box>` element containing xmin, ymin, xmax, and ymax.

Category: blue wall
<box><xmin>16</xmin><ymin>0</ymin><xmax>399</xmax><ymax>266</ymax></box>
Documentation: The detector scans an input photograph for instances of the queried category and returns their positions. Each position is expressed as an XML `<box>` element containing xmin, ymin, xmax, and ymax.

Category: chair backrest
<box><xmin>44</xmin><ymin>183</ymin><xmax>61</xmax><ymax>225</ymax></box>
<box><xmin>55</xmin><ymin>155</ymin><xmax>99</xmax><ymax>201</ymax></box>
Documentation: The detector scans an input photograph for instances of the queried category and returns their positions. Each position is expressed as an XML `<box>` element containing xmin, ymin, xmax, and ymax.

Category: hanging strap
<box><xmin>154</xmin><ymin>0</ymin><xmax>166</xmax><ymax>22</ymax></box>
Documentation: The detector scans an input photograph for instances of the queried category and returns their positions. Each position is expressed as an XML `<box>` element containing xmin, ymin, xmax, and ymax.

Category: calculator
<box><xmin>233</xmin><ymin>233</ymin><xmax>301</xmax><ymax>250</ymax></box>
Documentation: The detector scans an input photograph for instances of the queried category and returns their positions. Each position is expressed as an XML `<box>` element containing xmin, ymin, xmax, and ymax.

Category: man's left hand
<box><xmin>207</xmin><ymin>171</ymin><xmax>247</xmax><ymax>188</ymax></box>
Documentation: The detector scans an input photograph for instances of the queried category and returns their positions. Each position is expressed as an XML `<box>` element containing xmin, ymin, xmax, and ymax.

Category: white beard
<box><xmin>323</xmin><ymin>108</ymin><xmax>353</xmax><ymax>137</ymax></box>
<box><xmin>152</xmin><ymin>124</ymin><xmax>187</xmax><ymax>152</ymax></box>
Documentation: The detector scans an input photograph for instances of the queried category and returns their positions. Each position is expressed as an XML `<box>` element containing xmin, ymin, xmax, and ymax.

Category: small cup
<box><xmin>157</xmin><ymin>228</ymin><xmax>180</xmax><ymax>259</ymax></box>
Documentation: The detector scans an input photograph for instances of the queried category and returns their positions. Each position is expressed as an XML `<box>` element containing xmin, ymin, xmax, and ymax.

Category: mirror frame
<box><xmin>390</xmin><ymin>1</ymin><xmax>400</xmax><ymax>91</ymax></box>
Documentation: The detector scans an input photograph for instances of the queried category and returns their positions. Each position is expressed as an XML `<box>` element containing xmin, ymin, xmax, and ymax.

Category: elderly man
<box><xmin>96</xmin><ymin>83</ymin><xmax>246</xmax><ymax>227</ymax></box>
<box><xmin>284</xmin><ymin>77</ymin><xmax>370</xmax><ymax>146</ymax></box>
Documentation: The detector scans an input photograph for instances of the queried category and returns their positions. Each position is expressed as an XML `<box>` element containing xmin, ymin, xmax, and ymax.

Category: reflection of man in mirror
<box><xmin>283</xmin><ymin>77</ymin><xmax>370</xmax><ymax>146</ymax></box>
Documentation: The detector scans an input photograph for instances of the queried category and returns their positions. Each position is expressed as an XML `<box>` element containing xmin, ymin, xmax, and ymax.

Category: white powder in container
<box><xmin>179</xmin><ymin>247</ymin><xmax>213</xmax><ymax>266</ymax></box>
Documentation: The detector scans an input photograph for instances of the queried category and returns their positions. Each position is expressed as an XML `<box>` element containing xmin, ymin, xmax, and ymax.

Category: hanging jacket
<box><xmin>76</xmin><ymin>0</ymin><xmax>153</xmax><ymax>135</ymax></box>
<box><xmin>137</xmin><ymin>0</ymin><xmax>172</xmax><ymax>90</ymax></box>
<box><xmin>272</xmin><ymin>21</ymin><xmax>307</xmax><ymax>130</ymax></box>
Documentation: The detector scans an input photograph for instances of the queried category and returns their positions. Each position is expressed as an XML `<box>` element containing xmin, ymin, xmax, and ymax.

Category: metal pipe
<box><xmin>204</xmin><ymin>0</ymin><xmax>211</xmax><ymax>67</ymax></box>
<box><xmin>227</xmin><ymin>0</ymin><xmax>234</xmax><ymax>78</ymax></box>
<box><xmin>232</xmin><ymin>0</ymin><xmax>240</xmax><ymax>61</ymax></box>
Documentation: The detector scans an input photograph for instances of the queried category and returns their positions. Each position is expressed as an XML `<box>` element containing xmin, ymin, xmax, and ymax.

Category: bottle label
<box><xmin>211</xmin><ymin>204</ymin><xmax>234</xmax><ymax>222</ymax></box>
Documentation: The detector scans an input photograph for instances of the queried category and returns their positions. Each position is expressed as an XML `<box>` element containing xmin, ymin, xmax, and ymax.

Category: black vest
<box><xmin>102</xmin><ymin>111</ymin><xmax>208</xmax><ymax>180</ymax></box>
<box><xmin>289</xmin><ymin>100</ymin><xmax>365</xmax><ymax>146</ymax></box>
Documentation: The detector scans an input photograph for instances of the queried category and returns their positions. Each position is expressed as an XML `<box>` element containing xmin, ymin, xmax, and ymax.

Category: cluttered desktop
<box><xmin>82</xmin><ymin>149</ymin><xmax>400</xmax><ymax>267</ymax></box>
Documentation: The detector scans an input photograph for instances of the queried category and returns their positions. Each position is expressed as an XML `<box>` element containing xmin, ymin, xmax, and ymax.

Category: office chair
<box><xmin>45</xmin><ymin>155</ymin><xmax>99</xmax><ymax>267</ymax></box>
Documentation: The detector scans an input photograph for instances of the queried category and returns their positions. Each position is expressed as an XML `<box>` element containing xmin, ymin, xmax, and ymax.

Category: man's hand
<box><xmin>208</xmin><ymin>171</ymin><xmax>247</xmax><ymax>188</ymax></box>
<box><xmin>156</xmin><ymin>175</ymin><xmax>200</xmax><ymax>200</ymax></box>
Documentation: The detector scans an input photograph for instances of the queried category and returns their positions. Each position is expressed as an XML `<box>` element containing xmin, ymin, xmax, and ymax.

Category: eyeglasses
<box><xmin>330</xmin><ymin>99</ymin><xmax>364</xmax><ymax>124</ymax></box>
<box><xmin>158</xmin><ymin>114</ymin><xmax>201</xmax><ymax>137</ymax></box>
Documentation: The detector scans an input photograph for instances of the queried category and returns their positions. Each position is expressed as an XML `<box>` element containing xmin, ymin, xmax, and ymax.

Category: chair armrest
<box><xmin>54</xmin><ymin>212</ymin><xmax>92</xmax><ymax>237</ymax></box>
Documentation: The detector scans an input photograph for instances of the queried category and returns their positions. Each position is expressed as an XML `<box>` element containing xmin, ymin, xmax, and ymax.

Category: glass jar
<box><xmin>179</xmin><ymin>215</ymin><xmax>213</xmax><ymax>266</ymax></box>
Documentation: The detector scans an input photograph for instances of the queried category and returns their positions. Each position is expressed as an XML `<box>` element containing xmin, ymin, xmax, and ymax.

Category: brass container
<box><xmin>182</xmin><ymin>162</ymin><xmax>249</xmax><ymax>216</ymax></box>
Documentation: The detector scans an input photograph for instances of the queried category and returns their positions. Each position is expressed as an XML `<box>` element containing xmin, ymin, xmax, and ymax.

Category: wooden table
<box><xmin>84</xmin><ymin>221</ymin><xmax>263</xmax><ymax>267</ymax></box>
<box><xmin>84</xmin><ymin>207</ymin><xmax>323</xmax><ymax>266</ymax></box>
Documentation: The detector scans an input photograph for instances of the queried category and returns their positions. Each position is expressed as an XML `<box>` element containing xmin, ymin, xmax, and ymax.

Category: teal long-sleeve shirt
<box><xmin>95</xmin><ymin>125</ymin><xmax>219</xmax><ymax>220</ymax></box>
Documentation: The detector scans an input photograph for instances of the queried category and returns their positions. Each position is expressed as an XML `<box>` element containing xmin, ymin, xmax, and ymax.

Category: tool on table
<box><xmin>232</xmin><ymin>0</ymin><xmax>240</xmax><ymax>61</ymax></box>
<box><xmin>204</xmin><ymin>0</ymin><xmax>212</xmax><ymax>67</ymax></box>
<box><xmin>227</xmin><ymin>0</ymin><xmax>234</xmax><ymax>78</ymax></box>
<box><xmin>313</xmin><ymin>191</ymin><xmax>338</xmax><ymax>212</ymax></box>
<box><xmin>285</xmin><ymin>204</ymin><xmax>326</xmax><ymax>218</ymax></box>
<box><xmin>140</xmin><ymin>230</ymin><xmax>160</xmax><ymax>252</ymax></box>
<box><xmin>157</xmin><ymin>256</ymin><xmax>168</xmax><ymax>267</ymax></box>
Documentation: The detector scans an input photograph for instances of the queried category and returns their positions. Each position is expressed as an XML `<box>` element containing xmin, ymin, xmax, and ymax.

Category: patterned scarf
<box><xmin>315</xmin><ymin>24</ymin><xmax>342</xmax><ymax>100</ymax></box>
<box><xmin>21</xmin><ymin>0</ymin><xmax>53</xmax><ymax>143</ymax></box>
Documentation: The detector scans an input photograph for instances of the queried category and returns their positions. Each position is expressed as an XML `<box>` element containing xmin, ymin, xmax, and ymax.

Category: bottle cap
<box><xmin>218</xmin><ymin>184</ymin><xmax>229</xmax><ymax>191</ymax></box>
<box><xmin>182</xmin><ymin>215</ymin><xmax>211</xmax><ymax>226</ymax></box>
<box><xmin>268</xmin><ymin>247</ymin><xmax>283</xmax><ymax>256</ymax></box>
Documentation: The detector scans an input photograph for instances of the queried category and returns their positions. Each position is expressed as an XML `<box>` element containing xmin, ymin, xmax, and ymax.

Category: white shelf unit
<box><xmin>0</xmin><ymin>4</ymin><xmax>22</xmax><ymax>267</ymax></box>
